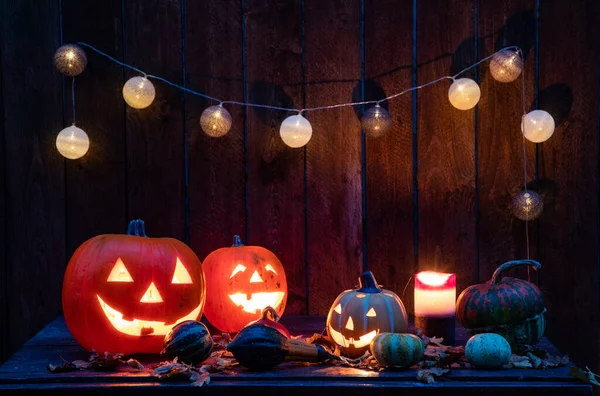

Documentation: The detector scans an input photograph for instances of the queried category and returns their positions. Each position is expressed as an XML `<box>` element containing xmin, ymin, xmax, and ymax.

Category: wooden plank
<box><xmin>0</xmin><ymin>316</ymin><xmax>584</xmax><ymax>396</ymax></box>
<box><xmin>477</xmin><ymin>2</ymin><xmax>538</xmax><ymax>282</ymax></box>
<box><xmin>538</xmin><ymin>0</ymin><xmax>600</xmax><ymax>373</ymax></box>
<box><xmin>363</xmin><ymin>0</ymin><xmax>415</xmax><ymax>312</ymax></box>
<box><xmin>245</xmin><ymin>0</ymin><xmax>306</xmax><ymax>314</ymax></box>
<box><xmin>0</xmin><ymin>25</ymin><xmax>5</xmax><ymax>362</ymax></box>
<box><xmin>305</xmin><ymin>0</ymin><xmax>363</xmax><ymax>315</ymax></box>
<box><xmin>185</xmin><ymin>0</ymin><xmax>246</xmax><ymax>259</ymax></box>
<box><xmin>0</xmin><ymin>0</ymin><xmax>65</xmax><ymax>360</ymax></box>
<box><xmin>61</xmin><ymin>0</ymin><xmax>127</xmax><ymax>255</ymax></box>
<box><xmin>122</xmin><ymin>1</ymin><xmax>185</xmax><ymax>241</ymax></box>
<box><xmin>416</xmin><ymin>0</ymin><xmax>477</xmax><ymax>297</ymax></box>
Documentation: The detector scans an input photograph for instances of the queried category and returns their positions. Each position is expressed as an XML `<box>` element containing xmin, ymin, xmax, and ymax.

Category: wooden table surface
<box><xmin>0</xmin><ymin>316</ymin><xmax>592</xmax><ymax>395</ymax></box>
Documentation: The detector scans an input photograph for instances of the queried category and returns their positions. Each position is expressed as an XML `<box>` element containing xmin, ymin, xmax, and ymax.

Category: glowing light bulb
<box><xmin>280</xmin><ymin>114</ymin><xmax>312</xmax><ymax>148</ymax></box>
<box><xmin>489</xmin><ymin>49</ymin><xmax>523</xmax><ymax>83</ymax></box>
<box><xmin>448</xmin><ymin>78</ymin><xmax>481</xmax><ymax>110</ymax></box>
<box><xmin>361</xmin><ymin>104</ymin><xmax>393</xmax><ymax>137</ymax></box>
<box><xmin>56</xmin><ymin>125</ymin><xmax>89</xmax><ymax>159</ymax></box>
<box><xmin>122</xmin><ymin>76</ymin><xmax>155</xmax><ymax>109</ymax></box>
<box><xmin>54</xmin><ymin>44</ymin><xmax>87</xmax><ymax>76</ymax></box>
<box><xmin>512</xmin><ymin>190</ymin><xmax>543</xmax><ymax>220</ymax></box>
<box><xmin>200</xmin><ymin>105</ymin><xmax>232</xmax><ymax>137</ymax></box>
<box><xmin>521</xmin><ymin>110</ymin><xmax>555</xmax><ymax>143</ymax></box>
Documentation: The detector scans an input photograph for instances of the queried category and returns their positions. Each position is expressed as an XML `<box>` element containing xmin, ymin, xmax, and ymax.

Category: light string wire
<box><xmin>77</xmin><ymin>41</ymin><xmax>521</xmax><ymax>114</ymax></box>
<box><xmin>71</xmin><ymin>77</ymin><xmax>76</xmax><ymax>124</ymax></box>
<box><xmin>518</xmin><ymin>48</ymin><xmax>531</xmax><ymax>263</ymax></box>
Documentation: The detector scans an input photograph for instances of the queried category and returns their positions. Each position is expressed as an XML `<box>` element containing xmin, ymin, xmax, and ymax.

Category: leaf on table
<box><xmin>72</xmin><ymin>360</ymin><xmax>91</xmax><ymax>370</ymax></box>
<box><xmin>511</xmin><ymin>360</ymin><xmax>533</xmax><ymax>369</ymax></box>
<box><xmin>88</xmin><ymin>351</ymin><xmax>123</xmax><ymax>371</ymax></box>
<box><xmin>416</xmin><ymin>368</ymin><xmax>450</xmax><ymax>384</ymax></box>
<box><xmin>526</xmin><ymin>352</ymin><xmax>545</xmax><ymax>369</ymax></box>
<box><xmin>190</xmin><ymin>372</ymin><xmax>211</xmax><ymax>387</ymax></box>
<box><xmin>126</xmin><ymin>358</ymin><xmax>145</xmax><ymax>371</ymax></box>
<box><xmin>47</xmin><ymin>362</ymin><xmax>77</xmax><ymax>373</ymax></box>
<box><xmin>306</xmin><ymin>333</ymin><xmax>340</xmax><ymax>356</ymax></box>
<box><xmin>544</xmin><ymin>353</ymin><xmax>570</xmax><ymax>367</ymax></box>
<box><xmin>212</xmin><ymin>333</ymin><xmax>233</xmax><ymax>350</ymax></box>
<box><xmin>153</xmin><ymin>360</ymin><xmax>193</xmax><ymax>381</ymax></box>
<box><xmin>569</xmin><ymin>366</ymin><xmax>600</xmax><ymax>388</ymax></box>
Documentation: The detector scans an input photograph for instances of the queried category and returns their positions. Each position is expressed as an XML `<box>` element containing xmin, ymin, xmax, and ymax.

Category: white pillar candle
<box><xmin>414</xmin><ymin>271</ymin><xmax>456</xmax><ymax>318</ymax></box>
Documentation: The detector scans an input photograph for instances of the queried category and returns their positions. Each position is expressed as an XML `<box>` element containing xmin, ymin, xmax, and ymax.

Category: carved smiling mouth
<box><xmin>328</xmin><ymin>325</ymin><xmax>379</xmax><ymax>349</ymax></box>
<box><xmin>97</xmin><ymin>295</ymin><xmax>202</xmax><ymax>336</ymax></box>
<box><xmin>228</xmin><ymin>292</ymin><xmax>285</xmax><ymax>314</ymax></box>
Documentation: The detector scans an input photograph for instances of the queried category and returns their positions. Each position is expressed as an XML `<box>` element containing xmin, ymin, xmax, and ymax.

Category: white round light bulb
<box><xmin>280</xmin><ymin>114</ymin><xmax>312</xmax><ymax>148</ymax></box>
<box><xmin>521</xmin><ymin>110</ymin><xmax>555</xmax><ymax>143</ymax></box>
<box><xmin>56</xmin><ymin>125</ymin><xmax>89</xmax><ymax>159</ymax></box>
<box><xmin>123</xmin><ymin>76</ymin><xmax>156</xmax><ymax>109</ymax></box>
<box><xmin>448</xmin><ymin>78</ymin><xmax>481</xmax><ymax>110</ymax></box>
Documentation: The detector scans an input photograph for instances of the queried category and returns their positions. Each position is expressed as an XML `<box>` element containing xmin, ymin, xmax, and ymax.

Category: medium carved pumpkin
<box><xmin>202</xmin><ymin>236</ymin><xmax>288</xmax><ymax>333</ymax></box>
<box><xmin>62</xmin><ymin>220</ymin><xmax>206</xmax><ymax>355</ymax></box>
<box><xmin>456</xmin><ymin>259</ymin><xmax>545</xmax><ymax>347</ymax></box>
<box><xmin>326</xmin><ymin>271</ymin><xmax>408</xmax><ymax>358</ymax></box>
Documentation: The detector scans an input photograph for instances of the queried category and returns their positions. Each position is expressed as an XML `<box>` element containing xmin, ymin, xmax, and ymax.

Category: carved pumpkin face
<box><xmin>62</xmin><ymin>220</ymin><xmax>206</xmax><ymax>355</ymax></box>
<box><xmin>326</xmin><ymin>271</ymin><xmax>408</xmax><ymax>358</ymax></box>
<box><xmin>202</xmin><ymin>236</ymin><xmax>288</xmax><ymax>333</ymax></box>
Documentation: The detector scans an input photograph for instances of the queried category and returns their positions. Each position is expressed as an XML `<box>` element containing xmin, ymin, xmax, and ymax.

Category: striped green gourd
<box><xmin>370</xmin><ymin>333</ymin><xmax>424</xmax><ymax>368</ymax></box>
<box><xmin>161</xmin><ymin>320</ymin><xmax>213</xmax><ymax>364</ymax></box>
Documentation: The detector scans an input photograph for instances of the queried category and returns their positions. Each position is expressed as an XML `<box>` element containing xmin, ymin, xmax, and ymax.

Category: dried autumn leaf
<box><xmin>190</xmin><ymin>372</ymin><xmax>211</xmax><ymax>387</ymax></box>
<box><xmin>417</xmin><ymin>368</ymin><xmax>450</xmax><ymax>384</ymax></box>
<box><xmin>126</xmin><ymin>358</ymin><xmax>145</xmax><ymax>371</ymax></box>
<box><xmin>544</xmin><ymin>353</ymin><xmax>570</xmax><ymax>367</ymax></box>
<box><xmin>526</xmin><ymin>352</ymin><xmax>545</xmax><ymax>369</ymax></box>
<box><xmin>72</xmin><ymin>360</ymin><xmax>91</xmax><ymax>370</ymax></box>
<box><xmin>570</xmin><ymin>366</ymin><xmax>600</xmax><ymax>387</ymax></box>
<box><xmin>46</xmin><ymin>362</ymin><xmax>77</xmax><ymax>373</ymax></box>
<box><xmin>511</xmin><ymin>360</ymin><xmax>533</xmax><ymax>369</ymax></box>
<box><xmin>88</xmin><ymin>351</ymin><xmax>123</xmax><ymax>371</ymax></box>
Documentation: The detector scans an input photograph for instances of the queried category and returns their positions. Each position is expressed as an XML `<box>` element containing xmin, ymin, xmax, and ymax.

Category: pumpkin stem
<box><xmin>261</xmin><ymin>306</ymin><xmax>281</xmax><ymax>322</ymax></box>
<box><xmin>357</xmin><ymin>271</ymin><xmax>382</xmax><ymax>293</ymax></box>
<box><xmin>127</xmin><ymin>219</ymin><xmax>147</xmax><ymax>237</ymax></box>
<box><xmin>491</xmin><ymin>259</ymin><xmax>542</xmax><ymax>285</ymax></box>
<box><xmin>232</xmin><ymin>235</ymin><xmax>245</xmax><ymax>247</ymax></box>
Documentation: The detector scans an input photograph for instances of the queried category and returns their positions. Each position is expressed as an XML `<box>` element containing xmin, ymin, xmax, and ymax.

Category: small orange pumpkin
<box><xmin>202</xmin><ymin>236</ymin><xmax>288</xmax><ymax>333</ymax></box>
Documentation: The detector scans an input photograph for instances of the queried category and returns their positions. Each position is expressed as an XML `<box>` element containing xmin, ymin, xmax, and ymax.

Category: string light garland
<box><xmin>522</xmin><ymin>109</ymin><xmax>556</xmax><ymax>143</ymax></box>
<box><xmin>361</xmin><ymin>104</ymin><xmax>393</xmax><ymax>137</ymax></box>
<box><xmin>53</xmin><ymin>41</ymin><xmax>556</xmax><ymax>246</ymax></box>
<box><xmin>512</xmin><ymin>190</ymin><xmax>544</xmax><ymax>221</ymax></box>
<box><xmin>54</xmin><ymin>44</ymin><xmax>87</xmax><ymax>76</ymax></box>
<box><xmin>489</xmin><ymin>49</ymin><xmax>523</xmax><ymax>83</ymax></box>
<box><xmin>123</xmin><ymin>76</ymin><xmax>156</xmax><ymax>109</ymax></box>
<box><xmin>280</xmin><ymin>113</ymin><xmax>313</xmax><ymax>148</ymax></box>
<box><xmin>448</xmin><ymin>78</ymin><xmax>481</xmax><ymax>110</ymax></box>
<box><xmin>200</xmin><ymin>104</ymin><xmax>233</xmax><ymax>137</ymax></box>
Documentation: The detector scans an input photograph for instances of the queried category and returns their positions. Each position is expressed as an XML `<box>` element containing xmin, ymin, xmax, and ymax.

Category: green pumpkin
<box><xmin>370</xmin><ymin>333</ymin><xmax>424</xmax><ymax>368</ymax></box>
<box><xmin>456</xmin><ymin>260</ymin><xmax>545</xmax><ymax>347</ymax></box>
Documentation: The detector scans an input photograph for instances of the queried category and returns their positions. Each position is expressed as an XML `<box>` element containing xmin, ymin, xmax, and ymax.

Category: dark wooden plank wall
<box><xmin>1</xmin><ymin>0</ymin><xmax>599</xmax><ymax>373</ymax></box>
<box><xmin>0</xmin><ymin>0</ymin><xmax>65</xmax><ymax>362</ymax></box>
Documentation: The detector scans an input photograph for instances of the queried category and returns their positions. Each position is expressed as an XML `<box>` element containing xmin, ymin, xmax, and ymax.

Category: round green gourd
<box><xmin>370</xmin><ymin>333</ymin><xmax>424</xmax><ymax>368</ymax></box>
<box><xmin>161</xmin><ymin>320</ymin><xmax>213</xmax><ymax>364</ymax></box>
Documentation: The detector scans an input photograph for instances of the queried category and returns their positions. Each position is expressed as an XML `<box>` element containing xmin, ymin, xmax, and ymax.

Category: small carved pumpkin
<box><xmin>62</xmin><ymin>220</ymin><xmax>206</xmax><ymax>355</ymax></box>
<box><xmin>456</xmin><ymin>259</ymin><xmax>545</xmax><ymax>347</ymax></box>
<box><xmin>326</xmin><ymin>271</ymin><xmax>408</xmax><ymax>358</ymax></box>
<box><xmin>202</xmin><ymin>236</ymin><xmax>288</xmax><ymax>333</ymax></box>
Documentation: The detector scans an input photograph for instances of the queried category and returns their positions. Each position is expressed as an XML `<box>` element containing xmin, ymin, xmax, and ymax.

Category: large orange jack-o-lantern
<box><xmin>202</xmin><ymin>235</ymin><xmax>288</xmax><ymax>333</ymax></box>
<box><xmin>326</xmin><ymin>271</ymin><xmax>408</xmax><ymax>358</ymax></box>
<box><xmin>62</xmin><ymin>220</ymin><xmax>206</xmax><ymax>355</ymax></box>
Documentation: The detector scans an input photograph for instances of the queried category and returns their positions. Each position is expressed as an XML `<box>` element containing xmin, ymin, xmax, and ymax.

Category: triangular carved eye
<box><xmin>107</xmin><ymin>258</ymin><xmax>133</xmax><ymax>282</ymax></box>
<box><xmin>171</xmin><ymin>258</ymin><xmax>193</xmax><ymax>284</ymax></box>
<box><xmin>366</xmin><ymin>307</ymin><xmax>377</xmax><ymax>317</ymax></box>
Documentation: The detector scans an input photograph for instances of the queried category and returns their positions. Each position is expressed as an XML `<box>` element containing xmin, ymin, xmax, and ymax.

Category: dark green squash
<box><xmin>370</xmin><ymin>333</ymin><xmax>424</xmax><ymax>368</ymax></box>
<box><xmin>161</xmin><ymin>320</ymin><xmax>213</xmax><ymax>364</ymax></box>
<box><xmin>456</xmin><ymin>260</ymin><xmax>545</xmax><ymax>347</ymax></box>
